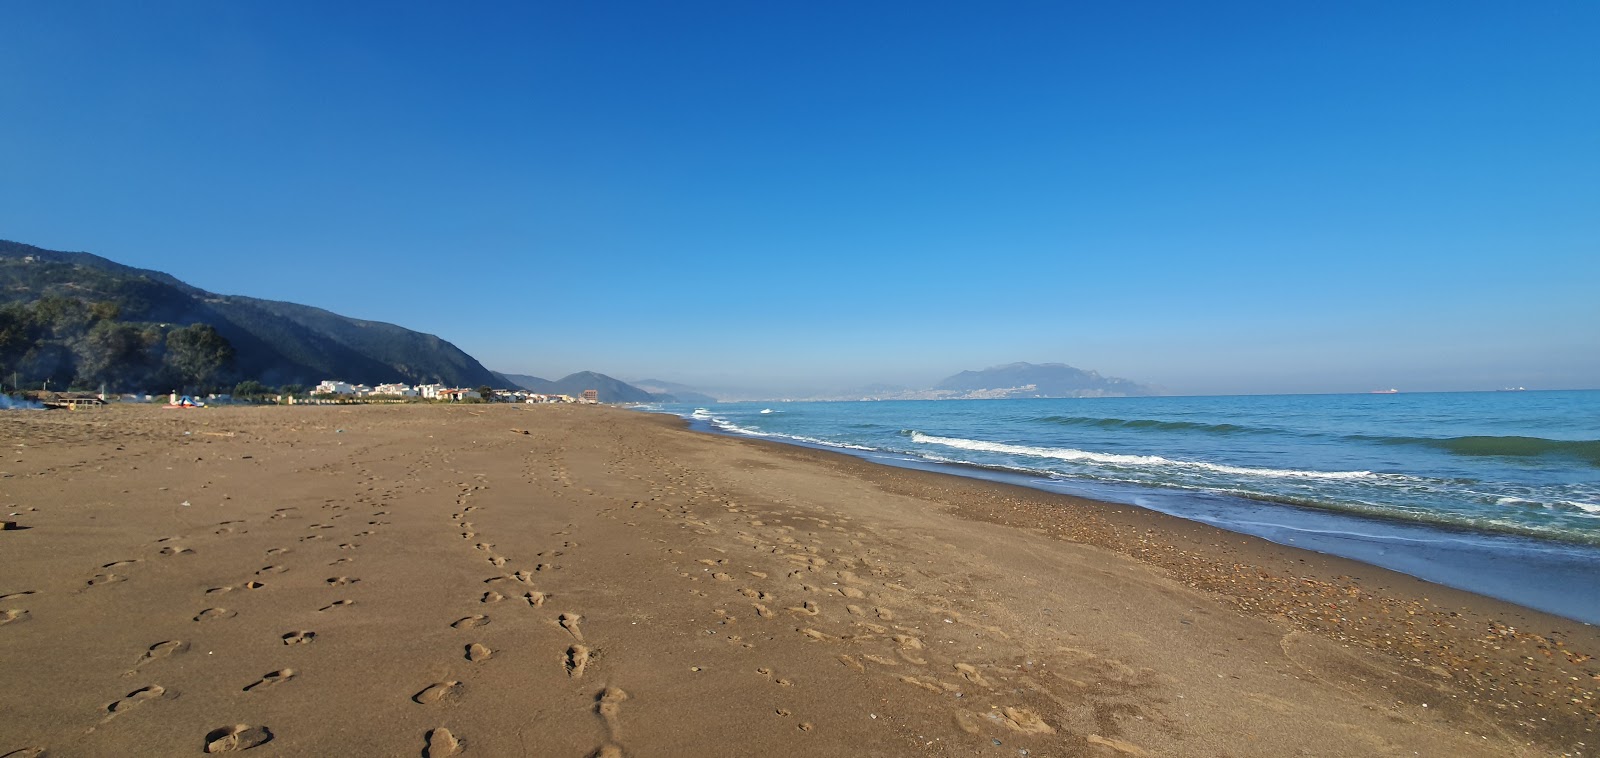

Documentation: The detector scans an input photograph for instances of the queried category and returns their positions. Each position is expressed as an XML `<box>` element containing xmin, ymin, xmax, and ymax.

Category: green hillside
<box><xmin>0</xmin><ymin>239</ymin><xmax>501</xmax><ymax>393</ymax></box>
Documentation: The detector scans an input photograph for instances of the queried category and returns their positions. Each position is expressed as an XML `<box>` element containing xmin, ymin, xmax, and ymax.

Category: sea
<box><xmin>638</xmin><ymin>391</ymin><xmax>1600</xmax><ymax>624</ymax></box>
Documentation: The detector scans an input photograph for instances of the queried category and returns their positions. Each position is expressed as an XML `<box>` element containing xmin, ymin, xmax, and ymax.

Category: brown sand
<box><xmin>1</xmin><ymin>403</ymin><xmax>1595</xmax><ymax>756</ymax></box>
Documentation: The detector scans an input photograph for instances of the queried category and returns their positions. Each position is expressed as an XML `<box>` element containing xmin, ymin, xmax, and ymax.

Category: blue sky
<box><xmin>2</xmin><ymin>2</ymin><xmax>1596</xmax><ymax>396</ymax></box>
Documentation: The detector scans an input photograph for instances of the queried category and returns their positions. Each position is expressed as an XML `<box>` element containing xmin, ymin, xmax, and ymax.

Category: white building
<box><xmin>315</xmin><ymin>380</ymin><xmax>356</xmax><ymax>395</ymax></box>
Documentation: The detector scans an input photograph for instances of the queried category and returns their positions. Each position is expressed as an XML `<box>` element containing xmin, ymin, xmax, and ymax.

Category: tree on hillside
<box><xmin>0</xmin><ymin>303</ymin><xmax>35</xmax><ymax>371</ymax></box>
<box><xmin>75</xmin><ymin>320</ymin><xmax>153</xmax><ymax>388</ymax></box>
<box><xmin>163</xmin><ymin>323</ymin><xmax>235</xmax><ymax>392</ymax></box>
<box><xmin>233</xmin><ymin>380</ymin><xmax>271</xmax><ymax>398</ymax></box>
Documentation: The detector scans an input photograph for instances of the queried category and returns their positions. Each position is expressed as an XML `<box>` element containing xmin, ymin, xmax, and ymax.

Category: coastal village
<box><xmin>1</xmin><ymin>381</ymin><xmax>601</xmax><ymax>410</ymax></box>
<box><xmin>305</xmin><ymin>380</ymin><xmax>598</xmax><ymax>404</ymax></box>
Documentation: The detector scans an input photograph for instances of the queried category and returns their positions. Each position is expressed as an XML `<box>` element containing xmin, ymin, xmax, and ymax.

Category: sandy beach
<box><xmin>1</xmin><ymin>403</ymin><xmax>1595</xmax><ymax>757</ymax></box>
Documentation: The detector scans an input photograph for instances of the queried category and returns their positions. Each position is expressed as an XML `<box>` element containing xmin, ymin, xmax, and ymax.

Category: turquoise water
<box><xmin>642</xmin><ymin>391</ymin><xmax>1600</xmax><ymax>622</ymax></box>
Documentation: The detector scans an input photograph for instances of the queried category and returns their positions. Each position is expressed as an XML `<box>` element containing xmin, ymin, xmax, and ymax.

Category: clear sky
<box><xmin>2</xmin><ymin>2</ymin><xmax>1596</xmax><ymax>397</ymax></box>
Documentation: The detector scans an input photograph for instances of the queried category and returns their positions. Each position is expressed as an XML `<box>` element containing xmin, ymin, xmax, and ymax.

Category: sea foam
<box><xmin>908</xmin><ymin>431</ymin><xmax>1376</xmax><ymax>481</ymax></box>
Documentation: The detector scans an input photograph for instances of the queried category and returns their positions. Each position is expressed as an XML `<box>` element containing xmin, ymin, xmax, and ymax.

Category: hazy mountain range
<box><xmin>495</xmin><ymin>371</ymin><xmax>662</xmax><ymax>403</ymax></box>
<box><xmin>931</xmin><ymin>362</ymin><xmax>1158</xmax><ymax>398</ymax></box>
<box><xmin>631</xmin><ymin>363</ymin><xmax>1158</xmax><ymax>403</ymax></box>
<box><xmin>1</xmin><ymin>239</ymin><xmax>1157</xmax><ymax>403</ymax></box>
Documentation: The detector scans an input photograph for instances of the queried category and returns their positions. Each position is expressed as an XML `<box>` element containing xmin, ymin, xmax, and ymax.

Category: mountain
<box><xmin>629</xmin><ymin>378</ymin><xmax>718</xmax><ymax>404</ymax></box>
<box><xmin>0</xmin><ymin>239</ymin><xmax>501</xmax><ymax>391</ymax></box>
<box><xmin>934</xmin><ymin>362</ymin><xmax>1156</xmax><ymax>398</ymax></box>
<box><xmin>496</xmin><ymin>370</ymin><xmax>659</xmax><ymax>403</ymax></box>
<box><xmin>495</xmin><ymin>372</ymin><xmax>552</xmax><ymax>392</ymax></box>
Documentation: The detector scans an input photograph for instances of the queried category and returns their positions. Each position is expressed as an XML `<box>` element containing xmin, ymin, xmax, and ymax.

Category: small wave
<box><xmin>1495</xmin><ymin>497</ymin><xmax>1548</xmax><ymax>509</ymax></box>
<box><xmin>1415</xmin><ymin>435</ymin><xmax>1600</xmax><ymax>466</ymax></box>
<box><xmin>1561</xmin><ymin>500</ymin><xmax>1600</xmax><ymax>516</ymax></box>
<box><xmin>702</xmin><ymin>415</ymin><xmax>874</xmax><ymax>452</ymax></box>
<box><xmin>1038</xmin><ymin>415</ymin><xmax>1260</xmax><ymax>436</ymax></box>
<box><xmin>908</xmin><ymin>432</ymin><xmax>1375</xmax><ymax>481</ymax></box>
<box><xmin>1351</xmin><ymin>432</ymin><xmax>1600</xmax><ymax>466</ymax></box>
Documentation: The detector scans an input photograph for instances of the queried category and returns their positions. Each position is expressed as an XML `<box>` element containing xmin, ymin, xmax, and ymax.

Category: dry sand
<box><xmin>1</xmin><ymin>403</ymin><xmax>1595</xmax><ymax>757</ymax></box>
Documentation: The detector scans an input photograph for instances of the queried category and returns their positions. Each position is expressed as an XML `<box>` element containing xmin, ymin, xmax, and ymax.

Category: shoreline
<box><xmin>661</xmin><ymin>408</ymin><xmax>1600</xmax><ymax>625</ymax></box>
<box><xmin>659</xmin><ymin>410</ymin><xmax>1600</xmax><ymax>744</ymax></box>
<box><xmin>2</xmin><ymin>403</ymin><xmax>1595</xmax><ymax>755</ymax></box>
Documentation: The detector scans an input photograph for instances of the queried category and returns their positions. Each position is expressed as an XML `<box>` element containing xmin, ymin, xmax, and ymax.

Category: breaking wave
<box><xmin>906</xmin><ymin>431</ymin><xmax>1377</xmax><ymax>481</ymax></box>
<box><xmin>1037</xmin><ymin>414</ymin><xmax>1600</xmax><ymax>467</ymax></box>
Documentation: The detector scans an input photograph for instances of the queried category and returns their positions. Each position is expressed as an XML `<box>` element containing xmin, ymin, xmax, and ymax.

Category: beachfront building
<box><xmin>434</xmin><ymin>388</ymin><xmax>481</xmax><ymax>402</ymax></box>
<box><xmin>372</xmin><ymin>383</ymin><xmax>418</xmax><ymax>397</ymax></box>
<box><xmin>581</xmin><ymin>389</ymin><xmax>599</xmax><ymax>403</ymax></box>
<box><xmin>314</xmin><ymin>380</ymin><xmax>356</xmax><ymax>395</ymax></box>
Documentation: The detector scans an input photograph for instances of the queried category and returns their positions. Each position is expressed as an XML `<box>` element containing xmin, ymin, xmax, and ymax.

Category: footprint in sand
<box><xmin>481</xmin><ymin>591</ymin><xmax>503</xmax><ymax>604</ymax></box>
<box><xmin>159</xmin><ymin>546</ymin><xmax>196</xmax><ymax>556</ymax></box>
<box><xmin>281</xmin><ymin>631</ymin><xmax>316</xmax><ymax>645</ymax></box>
<box><xmin>0</xmin><ymin>590</ymin><xmax>35</xmax><ymax>601</ymax></box>
<box><xmin>565</xmin><ymin>645</ymin><xmax>591</xmax><ymax>678</ymax></box>
<box><xmin>955</xmin><ymin>663</ymin><xmax>992</xmax><ymax>687</ymax></box>
<box><xmin>466</xmin><ymin>642</ymin><xmax>493</xmax><ymax>662</ymax></box>
<box><xmin>558</xmin><ymin>613</ymin><xmax>584</xmax><ymax>641</ymax></box>
<box><xmin>104</xmin><ymin>685</ymin><xmax>167</xmax><ymax>718</ymax></box>
<box><xmin>204</xmin><ymin>724</ymin><xmax>273</xmax><ymax>753</ymax></box>
<box><xmin>1</xmin><ymin>609</ymin><xmax>29</xmax><ymax>625</ymax></box>
<box><xmin>788</xmin><ymin>600</ymin><xmax>821</xmax><ymax>616</ymax></box>
<box><xmin>194</xmin><ymin>608</ymin><xmax>236</xmax><ymax>622</ymax></box>
<box><xmin>243</xmin><ymin>669</ymin><xmax>295</xmax><ymax>692</ymax></box>
<box><xmin>425</xmin><ymin>728</ymin><xmax>462</xmax><ymax>757</ymax></box>
<box><xmin>413</xmin><ymin>681</ymin><xmax>461</xmax><ymax>704</ymax></box>
<box><xmin>325</xmin><ymin>577</ymin><xmax>358</xmax><ymax>587</ymax></box>
<box><xmin>319</xmin><ymin>600</ymin><xmax>353</xmax><ymax>612</ymax></box>
<box><xmin>102</xmin><ymin>559</ymin><xmax>141</xmax><ymax>569</ymax></box>
<box><xmin>256</xmin><ymin>565</ymin><xmax>287</xmax><ymax>575</ymax></box>
<box><xmin>86</xmin><ymin>573</ymin><xmax>125</xmax><ymax>587</ymax></box>
<box><xmin>593</xmin><ymin>686</ymin><xmax>629</xmax><ymax>752</ymax></box>
<box><xmin>265</xmin><ymin>548</ymin><xmax>288</xmax><ymax>556</ymax></box>
<box><xmin>451</xmin><ymin>615</ymin><xmax>489</xmax><ymax>630</ymax></box>
<box><xmin>524</xmin><ymin>591</ymin><xmax>548</xmax><ymax>607</ymax></box>
<box><xmin>1000</xmin><ymin>706</ymin><xmax>1055</xmax><ymax>734</ymax></box>
<box><xmin>131</xmin><ymin>640</ymin><xmax>190</xmax><ymax>670</ymax></box>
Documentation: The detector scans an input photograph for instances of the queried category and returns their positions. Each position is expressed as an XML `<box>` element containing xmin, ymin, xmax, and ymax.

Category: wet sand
<box><xmin>1</xmin><ymin>403</ymin><xmax>1595</xmax><ymax>756</ymax></box>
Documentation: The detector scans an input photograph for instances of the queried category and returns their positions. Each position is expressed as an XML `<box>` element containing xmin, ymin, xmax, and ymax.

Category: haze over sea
<box><xmin>648</xmin><ymin>391</ymin><xmax>1600</xmax><ymax>623</ymax></box>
